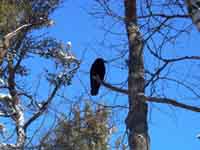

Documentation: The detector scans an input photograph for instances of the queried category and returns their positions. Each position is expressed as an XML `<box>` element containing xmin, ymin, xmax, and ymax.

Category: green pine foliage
<box><xmin>0</xmin><ymin>0</ymin><xmax>31</xmax><ymax>36</ymax></box>
<box><xmin>40</xmin><ymin>102</ymin><xmax>111</xmax><ymax>150</ymax></box>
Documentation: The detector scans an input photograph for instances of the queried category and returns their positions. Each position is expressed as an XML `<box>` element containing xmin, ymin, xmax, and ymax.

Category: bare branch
<box><xmin>163</xmin><ymin>55</ymin><xmax>200</xmax><ymax>63</ymax></box>
<box><xmin>95</xmin><ymin>76</ymin><xmax>128</xmax><ymax>95</ymax></box>
<box><xmin>24</xmin><ymin>83</ymin><xmax>60</xmax><ymax>130</ymax></box>
<box><xmin>102</xmin><ymin>80</ymin><xmax>128</xmax><ymax>95</ymax></box>
<box><xmin>147</xmin><ymin>96</ymin><xmax>200</xmax><ymax>112</ymax></box>
<box><xmin>138</xmin><ymin>14</ymin><xmax>189</xmax><ymax>19</ymax></box>
<box><xmin>145</xmin><ymin>62</ymin><xmax>168</xmax><ymax>87</ymax></box>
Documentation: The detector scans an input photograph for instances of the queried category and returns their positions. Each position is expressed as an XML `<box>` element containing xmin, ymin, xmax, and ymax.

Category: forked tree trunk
<box><xmin>124</xmin><ymin>0</ymin><xmax>150</xmax><ymax>149</ymax></box>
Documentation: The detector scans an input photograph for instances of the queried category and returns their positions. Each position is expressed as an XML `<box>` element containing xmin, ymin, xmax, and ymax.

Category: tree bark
<box><xmin>124</xmin><ymin>0</ymin><xmax>150</xmax><ymax>149</ymax></box>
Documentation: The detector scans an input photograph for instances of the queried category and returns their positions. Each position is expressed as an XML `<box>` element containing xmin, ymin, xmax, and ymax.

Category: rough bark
<box><xmin>124</xmin><ymin>0</ymin><xmax>150</xmax><ymax>149</ymax></box>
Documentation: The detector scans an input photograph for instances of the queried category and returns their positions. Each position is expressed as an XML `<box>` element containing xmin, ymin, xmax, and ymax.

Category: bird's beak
<box><xmin>103</xmin><ymin>60</ymin><xmax>108</xmax><ymax>63</ymax></box>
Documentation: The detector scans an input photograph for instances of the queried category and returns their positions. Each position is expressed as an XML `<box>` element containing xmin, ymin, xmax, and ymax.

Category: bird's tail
<box><xmin>91</xmin><ymin>88</ymin><xmax>99</xmax><ymax>96</ymax></box>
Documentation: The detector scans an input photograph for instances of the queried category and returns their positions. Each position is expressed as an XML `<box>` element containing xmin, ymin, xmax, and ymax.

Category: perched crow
<box><xmin>90</xmin><ymin>58</ymin><xmax>105</xmax><ymax>96</ymax></box>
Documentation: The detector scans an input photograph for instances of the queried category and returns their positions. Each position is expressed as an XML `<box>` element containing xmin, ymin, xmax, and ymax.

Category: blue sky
<box><xmin>32</xmin><ymin>0</ymin><xmax>200</xmax><ymax>149</ymax></box>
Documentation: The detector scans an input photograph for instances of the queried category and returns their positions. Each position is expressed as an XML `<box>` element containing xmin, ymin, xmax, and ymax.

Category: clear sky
<box><xmin>43</xmin><ymin>0</ymin><xmax>200</xmax><ymax>149</ymax></box>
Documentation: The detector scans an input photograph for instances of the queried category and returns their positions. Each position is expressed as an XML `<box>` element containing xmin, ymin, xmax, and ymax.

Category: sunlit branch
<box><xmin>0</xmin><ymin>93</ymin><xmax>25</xmax><ymax>148</ymax></box>
<box><xmin>0</xmin><ymin>19</ymin><xmax>53</xmax><ymax>66</ymax></box>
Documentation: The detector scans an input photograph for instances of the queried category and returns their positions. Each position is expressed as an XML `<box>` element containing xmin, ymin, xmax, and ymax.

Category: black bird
<box><xmin>90</xmin><ymin>58</ymin><xmax>105</xmax><ymax>96</ymax></box>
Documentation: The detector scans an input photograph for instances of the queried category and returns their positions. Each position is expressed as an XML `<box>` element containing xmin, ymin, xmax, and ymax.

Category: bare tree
<box><xmin>88</xmin><ymin>0</ymin><xmax>200</xmax><ymax>149</ymax></box>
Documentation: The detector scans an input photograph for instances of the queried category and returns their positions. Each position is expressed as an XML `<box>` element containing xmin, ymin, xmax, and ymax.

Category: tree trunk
<box><xmin>124</xmin><ymin>0</ymin><xmax>150</xmax><ymax>149</ymax></box>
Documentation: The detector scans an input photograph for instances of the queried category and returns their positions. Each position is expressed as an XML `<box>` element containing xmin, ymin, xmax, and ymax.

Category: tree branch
<box><xmin>102</xmin><ymin>80</ymin><xmax>128</xmax><ymax>95</ymax></box>
<box><xmin>0</xmin><ymin>93</ymin><xmax>25</xmax><ymax>149</ymax></box>
<box><xmin>0</xmin><ymin>18</ymin><xmax>53</xmax><ymax>66</ymax></box>
<box><xmin>24</xmin><ymin>83</ymin><xmax>60</xmax><ymax>130</ymax></box>
<box><xmin>147</xmin><ymin>96</ymin><xmax>200</xmax><ymax>112</ymax></box>
<box><xmin>164</xmin><ymin>56</ymin><xmax>200</xmax><ymax>63</ymax></box>
<box><xmin>138</xmin><ymin>14</ymin><xmax>189</xmax><ymax>19</ymax></box>
<box><xmin>95</xmin><ymin>76</ymin><xmax>128</xmax><ymax>95</ymax></box>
